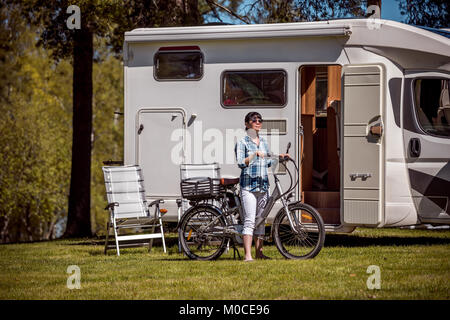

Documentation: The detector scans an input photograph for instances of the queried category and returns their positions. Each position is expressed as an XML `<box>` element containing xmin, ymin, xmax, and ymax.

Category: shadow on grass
<box><xmin>323</xmin><ymin>233</ymin><xmax>450</xmax><ymax>247</ymax></box>
<box><xmin>69</xmin><ymin>230</ymin><xmax>450</xmax><ymax>256</ymax></box>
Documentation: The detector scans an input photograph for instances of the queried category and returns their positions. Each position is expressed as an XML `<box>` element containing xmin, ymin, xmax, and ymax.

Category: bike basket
<box><xmin>180</xmin><ymin>177</ymin><xmax>223</xmax><ymax>200</ymax></box>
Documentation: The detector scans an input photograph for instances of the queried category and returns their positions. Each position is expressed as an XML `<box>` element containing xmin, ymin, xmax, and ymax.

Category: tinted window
<box><xmin>222</xmin><ymin>70</ymin><xmax>286</xmax><ymax>107</ymax></box>
<box><xmin>413</xmin><ymin>78</ymin><xmax>450</xmax><ymax>137</ymax></box>
<box><xmin>154</xmin><ymin>51</ymin><xmax>202</xmax><ymax>80</ymax></box>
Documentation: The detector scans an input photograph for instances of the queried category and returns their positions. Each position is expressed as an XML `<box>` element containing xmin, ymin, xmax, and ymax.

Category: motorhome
<box><xmin>122</xmin><ymin>19</ymin><xmax>450</xmax><ymax>232</ymax></box>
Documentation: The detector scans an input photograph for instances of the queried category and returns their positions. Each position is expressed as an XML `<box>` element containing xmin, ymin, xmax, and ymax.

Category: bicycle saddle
<box><xmin>220</xmin><ymin>177</ymin><xmax>240</xmax><ymax>186</ymax></box>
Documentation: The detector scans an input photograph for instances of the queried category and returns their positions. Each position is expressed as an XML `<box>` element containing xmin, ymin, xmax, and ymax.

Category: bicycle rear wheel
<box><xmin>273</xmin><ymin>203</ymin><xmax>325</xmax><ymax>259</ymax></box>
<box><xmin>178</xmin><ymin>205</ymin><xmax>227</xmax><ymax>260</ymax></box>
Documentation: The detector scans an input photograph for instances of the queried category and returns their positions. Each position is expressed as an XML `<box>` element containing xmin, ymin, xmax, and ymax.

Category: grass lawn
<box><xmin>0</xmin><ymin>227</ymin><xmax>449</xmax><ymax>300</ymax></box>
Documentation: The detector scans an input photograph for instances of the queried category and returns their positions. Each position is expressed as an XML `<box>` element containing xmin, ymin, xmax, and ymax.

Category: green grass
<box><xmin>0</xmin><ymin>227</ymin><xmax>449</xmax><ymax>300</ymax></box>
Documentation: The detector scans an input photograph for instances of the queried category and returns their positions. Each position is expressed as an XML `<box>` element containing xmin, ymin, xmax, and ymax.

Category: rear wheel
<box><xmin>273</xmin><ymin>203</ymin><xmax>325</xmax><ymax>259</ymax></box>
<box><xmin>178</xmin><ymin>205</ymin><xmax>227</xmax><ymax>260</ymax></box>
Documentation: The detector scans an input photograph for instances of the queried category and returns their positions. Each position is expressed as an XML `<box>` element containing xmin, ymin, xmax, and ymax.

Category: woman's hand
<box><xmin>255</xmin><ymin>151</ymin><xmax>265</xmax><ymax>158</ymax></box>
<box><xmin>245</xmin><ymin>151</ymin><xmax>265</xmax><ymax>165</ymax></box>
<box><xmin>279</xmin><ymin>153</ymin><xmax>291</xmax><ymax>161</ymax></box>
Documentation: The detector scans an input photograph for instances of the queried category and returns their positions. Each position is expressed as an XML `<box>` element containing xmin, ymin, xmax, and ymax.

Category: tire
<box><xmin>178</xmin><ymin>204</ymin><xmax>227</xmax><ymax>260</ymax></box>
<box><xmin>273</xmin><ymin>203</ymin><xmax>325</xmax><ymax>259</ymax></box>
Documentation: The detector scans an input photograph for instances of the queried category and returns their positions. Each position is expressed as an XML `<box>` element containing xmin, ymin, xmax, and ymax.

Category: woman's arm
<box><xmin>236</xmin><ymin>140</ymin><xmax>263</xmax><ymax>168</ymax></box>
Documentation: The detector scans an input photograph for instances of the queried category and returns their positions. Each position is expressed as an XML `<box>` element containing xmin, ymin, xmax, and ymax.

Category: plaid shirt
<box><xmin>235</xmin><ymin>135</ymin><xmax>273</xmax><ymax>192</ymax></box>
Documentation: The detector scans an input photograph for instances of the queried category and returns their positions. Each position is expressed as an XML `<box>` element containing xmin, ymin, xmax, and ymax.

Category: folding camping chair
<box><xmin>103</xmin><ymin>165</ymin><xmax>167</xmax><ymax>256</ymax></box>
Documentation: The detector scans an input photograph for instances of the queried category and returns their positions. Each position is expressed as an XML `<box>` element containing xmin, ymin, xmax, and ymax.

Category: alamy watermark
<box><xmin>366</xmin><ymin>265</ymin><xmax>381</xmax><ymax>290</ymax></box>
<box><xmin>66</xmin><ymin>5</ymin><xmax>81</xmax><ymax>30</ymax></box>
<box><xmin>66</xmin><ymin>265</ymin><xmax>81</xmax><ymax>289</ymax></box>
<box><xmin>366</xmin><ymin>4</ymin><xmax>382</xmax><ymax>30</ymax></box>
<box><xmin>169</xmin><ymin>121</ymin><xmax>282</xmax><ymax>165</ymax></box>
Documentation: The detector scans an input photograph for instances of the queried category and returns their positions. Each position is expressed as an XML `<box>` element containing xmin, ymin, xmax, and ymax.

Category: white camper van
<box><xmin>123</xmin><ymin>19</ymin><xmax>450</xmax><ymax>232</ymax></box>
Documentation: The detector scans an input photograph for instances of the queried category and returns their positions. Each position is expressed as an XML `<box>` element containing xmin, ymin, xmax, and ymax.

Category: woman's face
<box><xmin>246</xmin><ymin>116</ymin><xmax>263</xmax><ymax>133</ymax></box>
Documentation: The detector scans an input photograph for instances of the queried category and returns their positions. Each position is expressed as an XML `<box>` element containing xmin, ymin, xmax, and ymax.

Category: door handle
<box><xmin>409</xmin><ymin>138</ymin><xmax>421</xmax><ymax>158</ymax></box>
<box><xmin>369</xmin><ymin>122</ymin><xmax>383</xmax><ymax>137</ymax></box>
<box><xmin>349</xmin><ymin>173</ymin><xmax>372</xmax><ymax>181</ymax></box>
<box><xmin>367</xmin><ymin>115</ymin><xmax>383</xmax><ymax>140</ymax></box>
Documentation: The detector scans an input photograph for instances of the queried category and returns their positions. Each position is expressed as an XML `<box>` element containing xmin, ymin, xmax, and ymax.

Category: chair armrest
<box><xmin>148</xmin><ymin>199</ymin><xmax>165</xmax><ymax>207</ymax></box>
<box><xmin>105</xmin><ymin>202</ymin><xmax>119</xmax><ymax>210</ymax></box>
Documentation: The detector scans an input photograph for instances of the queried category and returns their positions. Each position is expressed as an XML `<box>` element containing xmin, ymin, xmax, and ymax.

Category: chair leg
<box><xmin>113</xmin><ymin>219</ymin><xmax>120</xmax><ymax>256</ymax></box>
<box><xmin>148</xmin><ymin>220</ymin><xmax>156</xmax><ymax>253</ymax></box>
<box><xmin>177</xmin><ymin>205</ymin><xmax>182</xmax><ymax>253</ymax></box>
<box><xmin>160</xmin><ymin>217</ymin><xmax>167</xmax><ymax>253</ymax></box>
<box><xmin>104</xmin><ymin>222</ymin><xmax>110</xmax><ymax>255</ymax></box>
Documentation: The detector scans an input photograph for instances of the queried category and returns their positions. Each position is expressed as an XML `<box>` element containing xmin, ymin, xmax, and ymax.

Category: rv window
<box><xmin>413</xmin><ymin>78</ymin><xmax>450</xmax><ymax>137</ymax></box>
<box><xmin>222</xmin><ymin>70</ymin><xmax>286</xmax><ymax>107</ymax></box>
<box><xmin>154</xmin><ymin>50</ymin><xmax>203</xmax><ymax>80</ymax></box>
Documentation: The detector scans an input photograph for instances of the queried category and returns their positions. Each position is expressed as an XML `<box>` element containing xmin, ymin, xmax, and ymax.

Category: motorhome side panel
<box><xmin>124</xmin><ymin>36</ymin><xmax>350</xmax><ymax>222</ymax></box>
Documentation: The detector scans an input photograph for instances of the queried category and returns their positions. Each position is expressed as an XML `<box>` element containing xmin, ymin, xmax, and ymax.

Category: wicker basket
<box><xmin>180</xmin><ymin>177</ymin><xmax>223</xmax><ymax>200</ymax></box>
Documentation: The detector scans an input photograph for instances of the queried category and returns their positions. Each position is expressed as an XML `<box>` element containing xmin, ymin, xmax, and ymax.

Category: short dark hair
<box><xmin>244</xmin><ymin>112</ymin><xmax>262</xmax><ymax>130</ymax></box>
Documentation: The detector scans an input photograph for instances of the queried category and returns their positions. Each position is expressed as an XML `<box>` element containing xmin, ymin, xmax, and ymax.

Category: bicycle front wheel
<box><xmin>178</xmin><ymin>205</ymin><xmax>227</xmax><ymax>260</ymax></box>
<box><xmin>273</xmin><ymin>203</ymin><xmax>325</xmax><ymax>259</ymax></box>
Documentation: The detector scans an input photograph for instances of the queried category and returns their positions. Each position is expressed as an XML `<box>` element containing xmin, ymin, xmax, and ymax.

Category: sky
<box><xmin>381</xmin><ymin>0</ymin><xmax>405</xmax><ymax>22</ymax></box>
<box><xmin>209</xmin><ymin>0</ymin><xmax>406</xmax><ymax>24</ymax></box>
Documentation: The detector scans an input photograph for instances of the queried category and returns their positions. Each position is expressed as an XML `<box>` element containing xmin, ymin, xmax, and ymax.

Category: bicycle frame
<box><xmin>253</xmin><ymin>164</ymin><xmax>298</xmax><ymax>231</ymax></box>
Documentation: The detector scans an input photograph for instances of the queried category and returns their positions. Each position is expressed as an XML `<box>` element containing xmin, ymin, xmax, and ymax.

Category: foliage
<box><xmin>397</xmin><ymin>0</ymin><xmax>449</xmax><ymax>28</ymax></box>
<box><xmin>242</xmin><ymin>0</ymin><xmax>367</xmax><ymax>24</ymax></box>
<box><xmin>0</xmin><ymin>6</ymin><xmax>72</xmax><ymax>242</ymax></box>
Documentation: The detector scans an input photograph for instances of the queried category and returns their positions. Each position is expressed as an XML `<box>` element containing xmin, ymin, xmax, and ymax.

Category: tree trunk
<box><xmin>176</xmin><ymin>0</ymin><xmax>201</xmax><ymax>25</ymax></box>
<box><xmin>64</xmin><ymin>29</ymin><xmax>93</xmax><ymax>238</ymax></box>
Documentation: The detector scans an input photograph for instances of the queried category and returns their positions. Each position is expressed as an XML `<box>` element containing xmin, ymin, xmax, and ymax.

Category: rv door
<box><xmin>341</xmin><ymin>65</ymin><xmax>384</xmax><ymax>226</ymax></box>
<box><xmin>137</xmin><ymin>108</ymin><xmax>186</xmax><ymax>198</ymax></box>
<box><xmin>403</xmin><ymin>71</ymin><xmax>450</xmax><ymax>224</ymax></box>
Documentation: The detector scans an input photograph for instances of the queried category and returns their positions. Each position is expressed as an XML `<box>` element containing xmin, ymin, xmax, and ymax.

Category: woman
<box><xmin>235</xmin><ymin>112</ymin><xmax>288</xmax><ymax>261</ymax></box>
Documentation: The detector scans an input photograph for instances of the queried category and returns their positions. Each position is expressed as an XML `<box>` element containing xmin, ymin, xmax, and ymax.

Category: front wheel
<box><xmin>178</xmin><ymin>205</ymin><xmax>227</xmax><ymax>260</ymax></box>
<box><xmin>273</xmin><ymin>203</ymin><xmax>325</xmax><ymax>259</ymax></box>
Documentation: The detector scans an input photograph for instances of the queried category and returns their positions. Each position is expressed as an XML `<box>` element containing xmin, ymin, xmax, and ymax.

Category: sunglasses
<box><xmin>250</xmin><ymin>118</ymin><xmax>263</xmax><ymax>123</ymax></box>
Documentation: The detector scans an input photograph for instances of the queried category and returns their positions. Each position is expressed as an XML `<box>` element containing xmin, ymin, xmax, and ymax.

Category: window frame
<box><xmin>410</xmin><ymin>76</ymin><xmax>450</xmax><ymax>139</ymax></box>
<box><xmin>220</xmin><ymin>69</ymin><xmax>288</xmax><ymax>109</ymax></box>
<box><xmin>153</xmin><ymin>47</ymin><xmax>204</xmax><ymax>81</ymax></box>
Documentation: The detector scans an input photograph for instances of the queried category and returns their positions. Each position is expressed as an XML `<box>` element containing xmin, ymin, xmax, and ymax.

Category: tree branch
<box><xmin>206</xmin><ymin>0</ymin><xmax>250</xmax><ymax>24</ymax></box>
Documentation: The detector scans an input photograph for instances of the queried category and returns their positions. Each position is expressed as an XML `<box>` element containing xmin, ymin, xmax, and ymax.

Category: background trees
<box><xmin>397</xmin><ymin>0</ymin><xmax>449</xmax><ymax>28</ymax></box>
<box><xmin>0</xmin><ymin>2</ymin><xmax>72</xmax><ymax>242</ymax></box>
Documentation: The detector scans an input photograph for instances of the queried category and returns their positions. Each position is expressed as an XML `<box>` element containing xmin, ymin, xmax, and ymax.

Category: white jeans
<box><xmin>240</xmin><ymin>189</ymin><xmax>268</xmax><ymax>238</ymax></box>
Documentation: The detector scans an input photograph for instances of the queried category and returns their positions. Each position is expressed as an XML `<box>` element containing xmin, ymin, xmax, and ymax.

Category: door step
<box><xmin>302</xmin><ymin>191</ymin><xmax>340</xmax><ymax>224</ymax></box>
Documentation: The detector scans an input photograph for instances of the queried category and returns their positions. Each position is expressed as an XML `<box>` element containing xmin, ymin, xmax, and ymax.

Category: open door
<box><xmin>299</xmin><ymin>65</ymin><xmax>341</xmax><ymax>225</ymax></box>
<box><xmin>137</xmin><ymin>108</ymin><xmax>186</xmax><ymax>198</ymax></box>
<box><xmin>342</xmin><ymin>65</ymin><xmax>384</xmax><ymax>225</ymax></box>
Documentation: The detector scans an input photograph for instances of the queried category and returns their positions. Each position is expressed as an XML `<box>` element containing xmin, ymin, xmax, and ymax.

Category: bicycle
<box><xmin>178</xmin><ymin>142</ymin><xmax>325</xmax><ymax>260</ymax></box>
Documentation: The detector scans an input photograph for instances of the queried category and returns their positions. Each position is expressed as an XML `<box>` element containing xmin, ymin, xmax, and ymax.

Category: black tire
<box><xmin>178</xmin><ymin>205</ymin><xmax>227</xmax><ymax>260</ymax></box>
<box><xmin>273</xmin><ymin>203</ymin><xmax>325</xmax><ymax>259</ymax></box>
